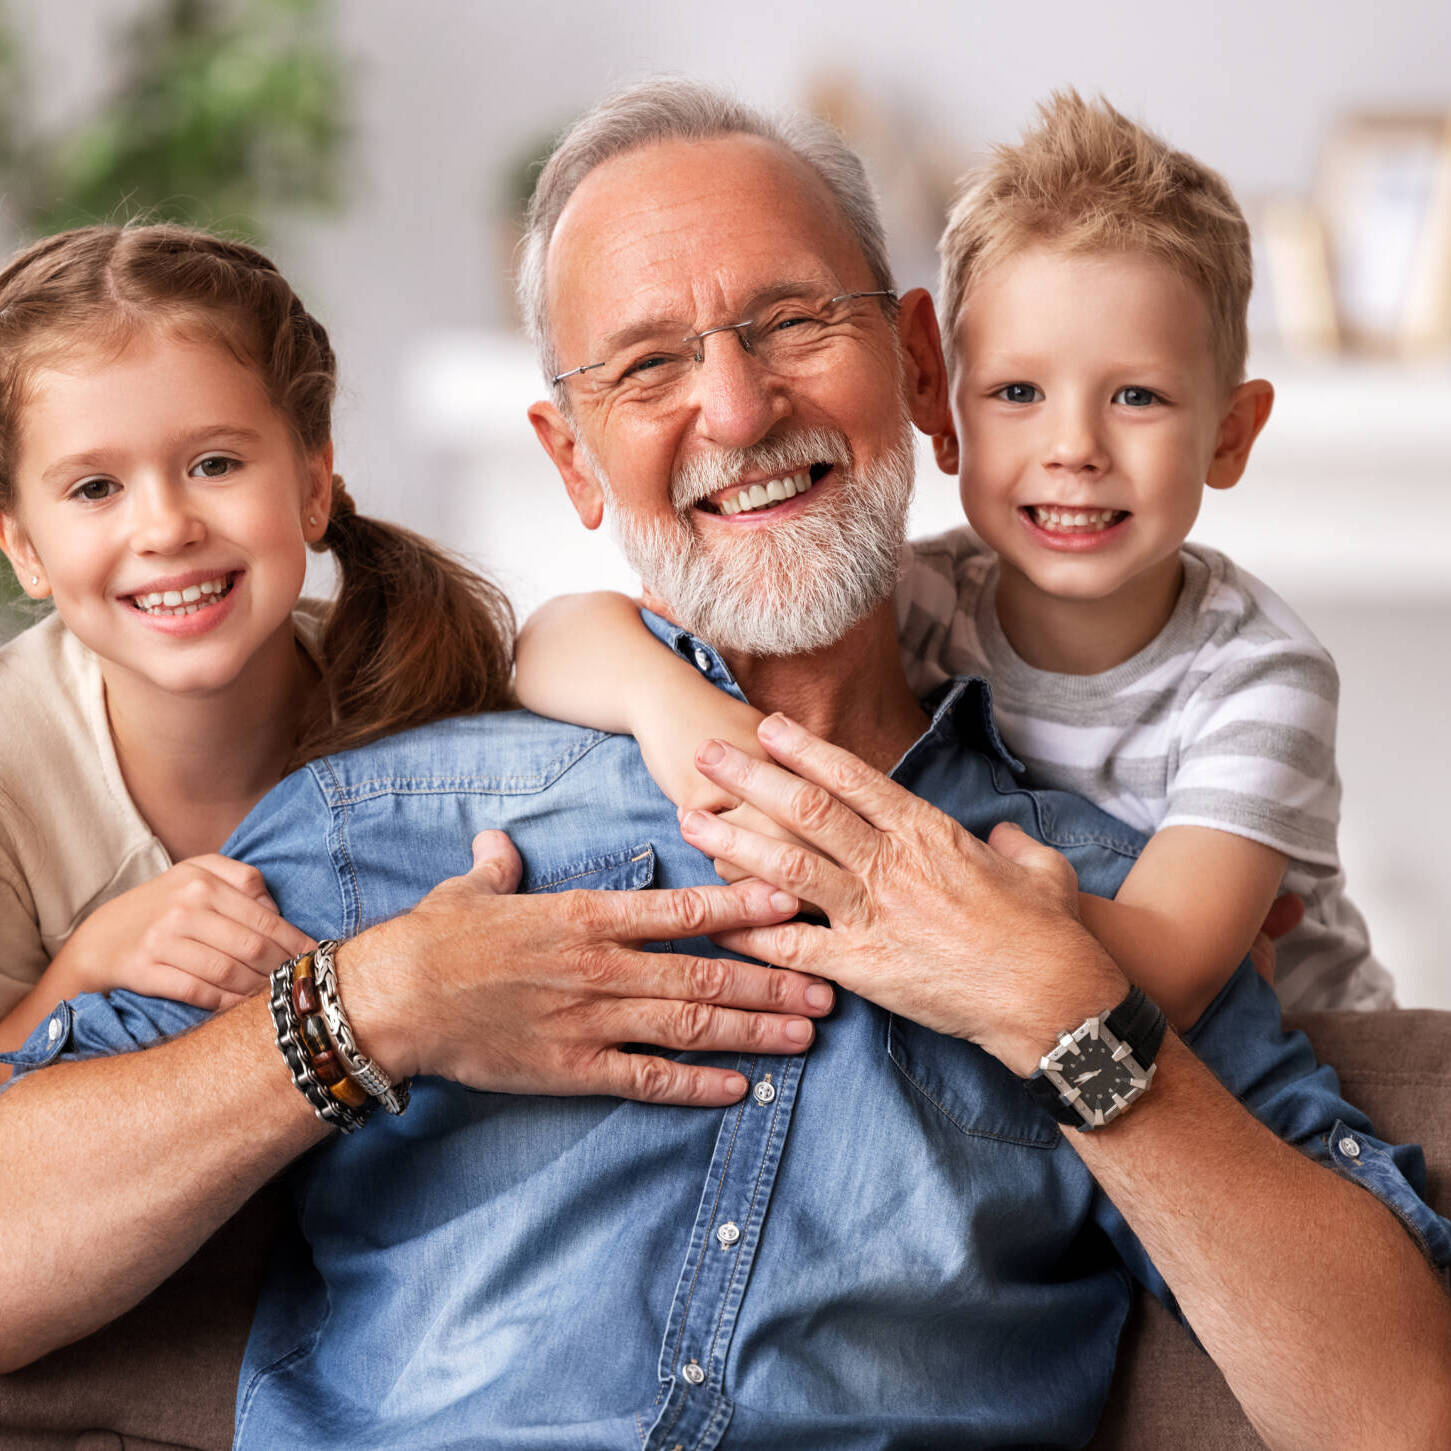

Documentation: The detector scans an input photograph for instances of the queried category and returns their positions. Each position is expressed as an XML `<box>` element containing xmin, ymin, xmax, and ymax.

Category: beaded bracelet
<box><xmin>312</xmin><ymin>940</ymin><xmax>411</xmax><ymax>1116</ymax></box>
<box><xmin>269</xmin><ymin>954</ymin><xmax>369</xmax><ymax>1133</ymax></box>
<box><xmin>288</xmin><ymin>952</ymin><xmax>369</xmax><ymax>1109</ymax></box>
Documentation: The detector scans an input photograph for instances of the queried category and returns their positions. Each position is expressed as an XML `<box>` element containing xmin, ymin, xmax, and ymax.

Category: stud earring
<box><xmin>30</xmin><ymin>575</ymin><xmax>38</xmax><ymax>586</ymax></box>
<box><xmin>308</xmin><ymin>514</ymin><xmax>318</xmax><ymax>526</ymax></box>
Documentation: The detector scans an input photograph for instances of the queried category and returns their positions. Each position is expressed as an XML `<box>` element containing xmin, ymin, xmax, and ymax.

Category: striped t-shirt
<box><xmin>896</xmin><ymin>528</ymin><xmax>1394</xmax><ymax>1012</ymax></box>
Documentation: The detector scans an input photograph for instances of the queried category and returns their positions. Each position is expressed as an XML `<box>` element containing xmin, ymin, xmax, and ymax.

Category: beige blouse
<box><xmin>0</xmin><ymin>606</ymin><xmax>323</xmax><ymax>1013</ymax></box>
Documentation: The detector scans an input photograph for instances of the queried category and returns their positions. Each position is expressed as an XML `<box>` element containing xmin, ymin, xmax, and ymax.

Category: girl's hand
<box><xmin>55</xmin><ymin>856</ymin><xmax>316</xmax><ymax>1010</ymax></box>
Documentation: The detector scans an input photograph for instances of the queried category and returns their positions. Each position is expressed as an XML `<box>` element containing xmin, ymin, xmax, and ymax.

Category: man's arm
<box><xmin>684</xmin><ymin>716</ymin><xmax>1451</xmax><ymax>1451</ymax></box>
<box><xmin>0</xmin><ymin>833</ymin><xmax>831</xmax><ymax>1372</ymax></box>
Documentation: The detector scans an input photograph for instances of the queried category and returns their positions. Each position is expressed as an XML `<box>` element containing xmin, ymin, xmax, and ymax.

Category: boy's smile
<box><xmin>939</xmin><ymin>244</ymin><xmax>1271</xmax><ymax>671</ymax></box>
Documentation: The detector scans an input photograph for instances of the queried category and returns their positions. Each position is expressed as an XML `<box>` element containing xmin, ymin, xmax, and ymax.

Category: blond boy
<box><xmin>515</xmin><ymin>92</ymin><xmax>1393</xmax><ymax>1023</ymax></box>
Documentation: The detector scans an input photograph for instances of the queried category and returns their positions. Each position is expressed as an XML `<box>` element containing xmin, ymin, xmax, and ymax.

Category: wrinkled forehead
<box><xmin>545</xmin><ymin>134</ymin><xmax>874</xmax><ymax>358</ymax></box>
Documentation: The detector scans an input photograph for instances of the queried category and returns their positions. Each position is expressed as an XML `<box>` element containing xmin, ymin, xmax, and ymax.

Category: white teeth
<box><xmin>129</xmin><ymin>574</ymin><xmax>233</xmax><ymax>615</ymax></box>
<box><xmin>1031</xmin><ymin>506</ymin><xmax>1123</xmax><ymax>531</ymax></box>
<box><xmin>715</xmin><ymin>469</ymin><xmax>824</xmax><ymax>516</ymax></box>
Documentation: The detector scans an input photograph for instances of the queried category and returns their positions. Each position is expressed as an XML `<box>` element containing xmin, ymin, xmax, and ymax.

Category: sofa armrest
<box><xmin>1090</xmin><ymin>1009</ymin><xmax>1451</xmax><ymax>1450</ymax></box>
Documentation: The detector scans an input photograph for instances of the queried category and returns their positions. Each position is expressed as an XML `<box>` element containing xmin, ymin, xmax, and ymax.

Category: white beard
<box><xmin>590</xmin><ymin>418</ymin><xmax>916</xmax><ymax>658</ymax></box>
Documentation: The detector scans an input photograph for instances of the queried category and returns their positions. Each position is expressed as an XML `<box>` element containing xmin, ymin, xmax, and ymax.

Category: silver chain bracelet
<box><xmin>312</xmin><ymin>939</ymin><xmax>411</xmax><ymax>1116</ymax></box>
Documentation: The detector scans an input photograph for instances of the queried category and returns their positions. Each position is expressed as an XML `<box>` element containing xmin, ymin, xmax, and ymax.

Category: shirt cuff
<box><xmin>1320</xmin><ymin>1119</ymin><xmax>1451</xmax><ymax>1268</ymax></box>
<box><xmin>0</xmin><ymin>1000</ymin><xmax>74</xmax><ymax>1081</ymax></box>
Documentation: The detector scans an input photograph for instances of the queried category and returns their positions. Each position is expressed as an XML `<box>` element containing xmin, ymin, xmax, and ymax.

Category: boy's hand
<box><xmin>55</xmin><ymin>856</ymin><xmax>315</xmax><ymax>1010</ymax></box>
<box><xmin>1248</xmin><ymin>893</ymin><xmax>1305</xmax><ymax>984</ymax></box>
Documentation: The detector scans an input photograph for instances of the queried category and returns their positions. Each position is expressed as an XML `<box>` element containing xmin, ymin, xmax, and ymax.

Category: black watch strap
<box><xmin>1104</xmin><ymin>985</ymin><xmax>1167</xmax><ymax>1069</ymax></box>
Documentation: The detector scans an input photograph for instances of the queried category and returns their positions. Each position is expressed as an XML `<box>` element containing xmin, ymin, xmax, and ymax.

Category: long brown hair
<box><xmin>0</xmin><ymin>223</ymin><xmax>514</xmax><ymax>766</ymax></box>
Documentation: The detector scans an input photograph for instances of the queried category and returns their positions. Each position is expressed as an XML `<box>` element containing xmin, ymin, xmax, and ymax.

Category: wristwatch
<box><xmin>1024</xmin><ymin>985</ymin><xmax>1167</xmax><ymax>1131</ymax></box>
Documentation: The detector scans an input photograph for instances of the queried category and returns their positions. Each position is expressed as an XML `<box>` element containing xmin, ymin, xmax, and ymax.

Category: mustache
<box><xmin>669</xmin><ymin>427</ymin><xmax>854</xmax><ymax>510</ymax></box>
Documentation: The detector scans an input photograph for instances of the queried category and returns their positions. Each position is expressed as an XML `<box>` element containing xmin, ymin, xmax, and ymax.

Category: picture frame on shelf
<box><xmin>1317</xmin><ymin>111</ymin><xmax>1451</xmax><ymax>355</ymax></box>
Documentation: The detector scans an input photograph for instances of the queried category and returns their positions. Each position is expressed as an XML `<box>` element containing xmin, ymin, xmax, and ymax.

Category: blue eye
<box><xmin>1113</xmin><ymin>386</ymin><xmax>1161</xmax><ymax>407</ymax></box>
<box><xmin>994</xmin><ymin>383</ymin><xmax>1041</xmax><ymax>404</ymax></box>
<box><xmin>191</xmin><ymin>455</ymin><xmax>239</xmax><ymax>479</ymax></box>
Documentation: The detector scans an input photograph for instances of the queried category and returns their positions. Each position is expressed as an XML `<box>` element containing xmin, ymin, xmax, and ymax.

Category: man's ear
<box><xmin>1207</xmin><ymin>379</ymin><xmax>1274</xmax><ymax>492</ymax></box>
<box><xmin>0</xmin><ymin>514</ymin><xmax>48</xmax><ymax>598</ymax></box>
<box><xmin>528</xmin><ymin>400</ymin><xmax>604</xmax><ymax>530</ymax></box>
<box><xmin>895</xmin><ymin>287</ymin><xmax>952</xmax><ymax>440</ymax></box>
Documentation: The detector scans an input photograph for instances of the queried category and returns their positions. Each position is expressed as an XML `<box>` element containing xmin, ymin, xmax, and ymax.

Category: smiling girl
<box><xmin>0</xmin><ymin>224</ymin><xmax>513</xmax><ymax>1064</ymax></box>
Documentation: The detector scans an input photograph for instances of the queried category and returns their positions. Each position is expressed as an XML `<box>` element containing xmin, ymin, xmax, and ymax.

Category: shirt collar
<box><xmin>638</xmin><ymin>608</ymin><xmax>1023</xmax><ymax>773</ymax></box>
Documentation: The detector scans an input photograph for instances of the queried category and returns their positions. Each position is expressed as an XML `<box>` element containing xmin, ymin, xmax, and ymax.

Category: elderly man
<box><xmin>3</xmin><ymin>81</ymin><xmax>1449</xmax><ymax>1451</ymax></box>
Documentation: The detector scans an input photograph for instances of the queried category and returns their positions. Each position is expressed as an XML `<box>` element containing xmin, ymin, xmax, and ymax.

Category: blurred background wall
<box><xmin>2</xmin><ymin>0</ymin><xmax>1448</xmax><ymax>1005</ymax></box>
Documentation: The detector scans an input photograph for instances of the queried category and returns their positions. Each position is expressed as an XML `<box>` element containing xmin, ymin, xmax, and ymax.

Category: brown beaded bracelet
<box><xmin>290</xmin><ymin>953</ymin><xmax>369</xmax><ymax>1111</ymax></box>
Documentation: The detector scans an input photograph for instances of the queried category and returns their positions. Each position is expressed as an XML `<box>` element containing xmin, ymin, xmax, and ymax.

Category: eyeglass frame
<box><xmin>549</xmin><ymin>289</ymin><xmax>900</xmax><ymax>388</ymax></box>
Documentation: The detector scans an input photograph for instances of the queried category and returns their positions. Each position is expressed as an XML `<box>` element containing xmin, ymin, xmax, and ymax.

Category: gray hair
<box><xmin>516</xmin><ymin>77</ymin><xmax>895</xmax><ymax>384</ymax></box>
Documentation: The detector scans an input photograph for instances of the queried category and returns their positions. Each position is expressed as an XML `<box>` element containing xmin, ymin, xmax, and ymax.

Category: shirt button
<box><xmin>47</xmin><ymin>1016</ymin><xmax>62</xmax><ymax>1042</ymax></box>
<box><xmin>682</xmin><ymin>1359</ymin><xmax>706</xmax><ymax>1385</ymax></box>
<box><xmin>693</xmin><ymin>647</ymin><xmax>712</xmax><ymax>674</ymax></box>
<box><xmin>716</xmin><ymin>1220</ymin><xmax>741</xmax><ymax>1248</ymax></box>
<box><xmin>752</xmin><ymin>1077</ymin><xmax>776</xmax><ymax>1105</ymax></box>
<box><xmin>1338</xmin><ymin>1136</ymin><xmax>1361</xmax><ymax>1159</ymax></box>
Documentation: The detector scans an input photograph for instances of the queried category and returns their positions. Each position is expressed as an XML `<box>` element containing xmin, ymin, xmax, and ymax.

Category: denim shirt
<box><xmin>8</xmin><ymin>616</ymin><xmax>1449</xmax><ymax>1451</ymax></box>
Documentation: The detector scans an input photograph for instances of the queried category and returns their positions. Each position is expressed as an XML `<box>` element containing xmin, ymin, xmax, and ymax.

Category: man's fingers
<box><xmin>754</xmin><ymin>713</ymin><xmax>916</xmax><ymax>832</ymax></box>
<box><xmin>595</xmin><ymin>1052</ymin><xmax>750</xmax><ymax>1107</ymax></box>
<box><xmin>468</xmin><ymin>830</ymin><xmax>524</xmax><ymax>896</ymax></box>
<box><xmin>713</xmin><ymin>923</ymin><xmax>833</xmax><ymax>978</ymax></box>
<box><xmin>585</xmin><ymin>878</ymin><xmax>799</xmax><ymax>945</ymax></box>
<box><xmin>680</xmin><ymin>808</ymin><xmax>856</xmax><ymax>916</ymax></box>
<box><xmin>605</xmin><ymin>998</ymin><xmax>817</xmax><ymax>1057</ymax></box>
<box><xmin>693</xmin><ymin>737</ymin><xmax>881</xmax><ymax>872</ymax></box>
<box><xmin>611</xmin><ymin>948</ymin><xmax>833</xmax><ymax>1016</ymax></box>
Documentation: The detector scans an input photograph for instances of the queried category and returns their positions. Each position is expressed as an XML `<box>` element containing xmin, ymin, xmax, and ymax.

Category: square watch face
<box><xmin>1045</xmin><ymin>1021</ymin><xmax>1149</xmax><ymax>1127</ymax></box>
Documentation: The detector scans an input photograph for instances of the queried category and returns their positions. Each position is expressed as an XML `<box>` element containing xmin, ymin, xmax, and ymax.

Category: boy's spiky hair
<box><xmin>938</xmin><ymin>90</ymin><xmax>1252</xmax><ymax>389</ymax></box>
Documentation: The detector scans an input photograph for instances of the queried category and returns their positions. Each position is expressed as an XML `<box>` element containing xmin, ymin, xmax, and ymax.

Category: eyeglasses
<box><xmin>550</xmin><ymin>290</ymin><xmax>899</xmax><ymax>401</ymax></box>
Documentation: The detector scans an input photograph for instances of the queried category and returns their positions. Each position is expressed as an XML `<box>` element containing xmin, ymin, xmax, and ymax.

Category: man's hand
<box><xmin>678</xmin><ymin>715</ymin><xmax>1128</xmax><ymax>1076</ymax></box>
<box><xmin>339</xmin><ymin>830</ymin><xmax>834</xmax><ymax>1107</ymax></box>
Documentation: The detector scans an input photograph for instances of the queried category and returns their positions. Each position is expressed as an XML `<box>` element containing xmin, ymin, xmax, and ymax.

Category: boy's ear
<box><xmin>528</xmin><ymin>400</ymin><xmax>604</xmax><ymax>530</ymax></box>
<box><xmin>0</xmin><ymin>515</ymin><xmax>49</xmax><ymax>599</ymax></box>
<box><xmin>1207</xmin><ymin>379</ymin><xmax>1274</xmax><ymax>491</ymax></box>
<box><xmin>932</xmin><ymin>422</ymin><xmax>960</xmax><ymax>476</ymax></box>
<box><xmin>895</xmin><ymin>288</ymin><xmax>952</xmax><ymax>440</ymax></box>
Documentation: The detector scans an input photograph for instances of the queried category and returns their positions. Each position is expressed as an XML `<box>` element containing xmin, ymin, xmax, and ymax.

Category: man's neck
<box><xmin>717</xmin><ymin>601</ymin><xmax>928</xmax><ymax>774</ymax></box>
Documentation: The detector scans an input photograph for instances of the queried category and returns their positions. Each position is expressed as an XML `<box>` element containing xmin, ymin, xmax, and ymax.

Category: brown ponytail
<box><xmin>292</xmin><ymin>474</ymin><xmax>514</xmax><ymax>766</ymax></box>
<box><xmin>0</xmin><ymin>224</ymin><xmax>515</xmax><ymax>763</ymax></box>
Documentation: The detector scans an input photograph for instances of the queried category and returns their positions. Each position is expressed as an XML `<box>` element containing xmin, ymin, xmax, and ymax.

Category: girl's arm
<box><xmin>1077</xmin><ymin>826</ymin><xmax>1288</xmax><ymax>1031</ymax></box>
<box><xmin>0</xmin><ymin>856</ymin><xmax>313</xmax><ymax>1082</ymax></box>
<box><xmin>517</xmin><ymin>592</ymin><xmax>769</xmax><ymax>815</ymax></box>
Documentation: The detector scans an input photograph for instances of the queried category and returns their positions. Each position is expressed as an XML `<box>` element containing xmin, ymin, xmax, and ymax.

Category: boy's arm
<box><xmin>1077</xmin><ymin>826</ymin><xmax>1288</xmax><ymax>1029</ymax></box>
<box><xmin>516</xmin><ymin>591</ymin><xmax>770</xmax><ymax>816</ymax></box>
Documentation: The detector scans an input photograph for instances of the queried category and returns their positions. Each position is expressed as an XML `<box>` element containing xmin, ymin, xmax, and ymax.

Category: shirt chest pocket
<box><xmin>523</xmin><ymin>843</ymin><xmax>657</xmax><ymax>894</ymax></box>
<box><xmin>886</xmin><ymin>1012</ymin><xmax>1060</xmax><ymax>1148</ymax></box>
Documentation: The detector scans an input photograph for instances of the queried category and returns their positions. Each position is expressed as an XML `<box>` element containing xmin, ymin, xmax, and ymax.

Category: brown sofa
<box><xmin>3</xmin><ymin>1011</ymin><xmax>1448</xmax><ymax>1451</ymax></box>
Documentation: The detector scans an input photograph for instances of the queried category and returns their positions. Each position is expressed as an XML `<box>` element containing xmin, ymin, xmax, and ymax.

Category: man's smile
<box><xmin>696</xmin><ymin>461</ymin><xmax>834</xmax><ymax>518</ymax></box>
